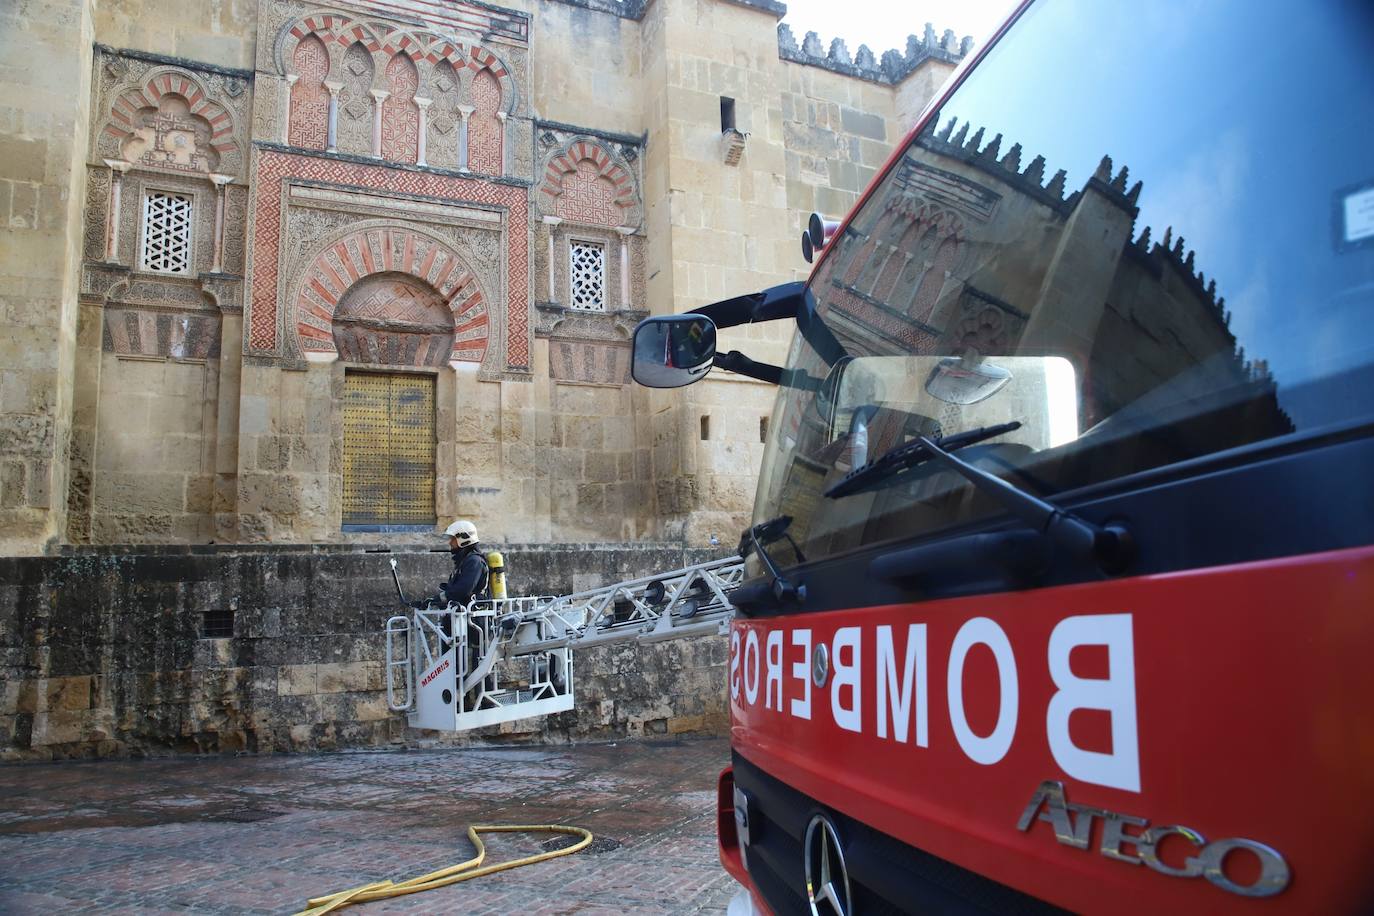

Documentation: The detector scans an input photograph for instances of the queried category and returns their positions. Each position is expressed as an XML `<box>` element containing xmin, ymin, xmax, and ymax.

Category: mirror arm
<box><xmin>713</xmin><ymin>350</ymin><xmax>784</xmax><ymax>384</ymax></box>
<box><xmin>796</xmin><ymin>287</ymin><xmax>848</xmax><ymax>367</ymax></box>
<box><xmin>688</xmin><ymin>281</ymin><xmax>806</xmax><ymax>329</ymax></box>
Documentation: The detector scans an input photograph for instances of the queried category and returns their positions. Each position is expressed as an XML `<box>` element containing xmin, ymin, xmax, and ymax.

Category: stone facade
<box><xmin>0</xmin><ymin>0</ymin><xmax>970</xmax><ymax>554</ymax></box>
<box><xmin>0</xmin><ymin>0</ymin><xmax>970</xmax><ymax>756</ymax></box>
<box><xmin>0</xmin><ymin>543</ymin><xmax>725</xmax><ymax>760</ymax></box>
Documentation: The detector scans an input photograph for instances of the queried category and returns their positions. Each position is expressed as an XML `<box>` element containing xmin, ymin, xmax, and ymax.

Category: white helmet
<box><xmin>444</xmin><ymin>519</ymin><xmax>479</xmax><ymax>547</ymax></box>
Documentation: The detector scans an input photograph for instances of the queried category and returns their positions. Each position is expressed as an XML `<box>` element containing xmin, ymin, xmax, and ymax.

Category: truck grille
<box><xmin>731</xmin><ymin>752</ymin><xmax>1067</xmax><ymax>915</ymax></box>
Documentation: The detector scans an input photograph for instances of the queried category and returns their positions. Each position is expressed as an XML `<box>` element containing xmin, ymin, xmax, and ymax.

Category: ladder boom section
<box><xmin>508</xmin><ymin>555</ymin><xmax>745</xmax><ymax>654</ymax></box>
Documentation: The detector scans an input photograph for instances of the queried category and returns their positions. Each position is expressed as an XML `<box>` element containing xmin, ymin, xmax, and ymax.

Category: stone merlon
<box><xmin>779</xmin><ymin>20</ymin><xmax>973</xmax><ymax>84</ymax></box>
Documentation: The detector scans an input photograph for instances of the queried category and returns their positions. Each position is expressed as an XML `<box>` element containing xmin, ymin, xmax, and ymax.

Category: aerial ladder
<box><xmin>383</xmin><ymin>555</ymin><xmax>745</xmax><ymax>731</ymax></box>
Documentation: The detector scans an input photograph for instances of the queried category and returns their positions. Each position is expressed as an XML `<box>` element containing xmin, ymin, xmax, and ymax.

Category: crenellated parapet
<box><xmin>778</xmin><ymin>21</ymin><xmax>974</xmax><ymax>84</ymax></box>
<box><xmin>918</xmin><ymin>117</ymin><xmax>1141</xmax><ymax>217</ymax></box>
<box><xmin>1126</xmin><ymin>223</ymin><xmax>1249</xmax><ymax>352</ymax></box>
<box><xmin>915</xmin><ymin>116</ymin><xmax>1265</xmax><ymax>377</ymax></box>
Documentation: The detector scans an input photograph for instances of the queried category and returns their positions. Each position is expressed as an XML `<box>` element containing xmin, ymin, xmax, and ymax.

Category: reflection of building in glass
<box><xmin>820</xmin><ymin>116</ymin><xmax>1292</xmax><ymax>437</ymax></box>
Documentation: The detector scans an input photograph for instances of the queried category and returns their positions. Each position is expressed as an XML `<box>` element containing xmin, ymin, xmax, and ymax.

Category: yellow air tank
<box><xmin>486</xmin><ymin>550</ymin><xmax>506</xmax><ymax>599</ymax></box>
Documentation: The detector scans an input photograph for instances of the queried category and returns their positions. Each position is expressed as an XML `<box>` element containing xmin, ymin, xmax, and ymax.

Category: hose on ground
<box><xmin>295</xmin><ymin>823</ymin><xmax>594</xmax><ymax>914</ymax></box>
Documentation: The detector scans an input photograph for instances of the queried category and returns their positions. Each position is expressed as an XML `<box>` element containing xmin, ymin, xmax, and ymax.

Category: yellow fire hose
<box><xmin>295</xmin><ymin>824</ymin><xmax>594</xmax><ymax>914</ymax></box>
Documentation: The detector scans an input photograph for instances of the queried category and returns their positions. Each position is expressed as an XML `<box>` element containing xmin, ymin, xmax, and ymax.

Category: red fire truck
<box><xmin>632</xmin><ymin>0</ymin><xmax>1374</xmax><ymax>912</ymax></box>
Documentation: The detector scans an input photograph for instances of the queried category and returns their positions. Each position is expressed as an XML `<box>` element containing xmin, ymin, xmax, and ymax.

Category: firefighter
<box><xmin>438</xmin><ymin>519</ymin><xmax>489</xmax><ymax>607</ymax></box>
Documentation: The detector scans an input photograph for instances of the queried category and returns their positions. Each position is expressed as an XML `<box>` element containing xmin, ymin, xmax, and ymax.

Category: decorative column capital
<box><xmin>457</xmin><ymin>105</ymin><xmax>474</xmax><ymax>121</ymax></box>
<box><xmin>209</xmin><ymin>173</ymin><xmax>235</xmax><ymax>188</ymax></box>
<box><xmin>495</xmin><ymin>110</ymin><xmax>508</xmax><ymax>123</ymax></box>
<box><xmin>414</xmin><ymin>96</ymin><xmax>433</xmax><ymax>110</ymax></box>
<box><xmin>323</xmin><ymin>80</ymin><xmax>343</xmax><ymax>96</ymax></box>
<box><xmin>285</xmin><ymin>73</ymin><xmax>300</xmax><ymax>87</ymax></box>
<box><xmin>614</xmin><ymin>226</ymin><xmax>636</xmax><ymax>237</ymax></box>
<box><xmin>541</xmin><ymin>215</ymin><xmax>563</xmax><ymax>226</ymax></box>
<box><xmin>103</xmin><ymin>158</ymin><xmax>133</xmax><ymax>174</ymax></box>
<box><xmin>370</xmin><ymin>89</ymin><xmax>390</xmax><ymax>102</ymax></box>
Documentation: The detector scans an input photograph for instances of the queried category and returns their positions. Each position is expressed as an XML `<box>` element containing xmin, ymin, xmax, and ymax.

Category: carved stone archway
<box><xmin>331</xmin><ymin>273</ymin><xmax>454</xmax><ymax>367</ymax></box>
<box><xmin>292</xmin><ymin>225</ymin><xmax>489</xmax><ymax>365</ymax></box>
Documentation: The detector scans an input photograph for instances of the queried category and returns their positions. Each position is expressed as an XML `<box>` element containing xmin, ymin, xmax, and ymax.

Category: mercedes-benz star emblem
<box><xmin>811</xmin><ymin>643</ymin><xmax>829</xmax><ymax>688</ymax></box>
<box><xmin>804</xmin><ymin>814</ymin><xmax>852</xmax><ymax>916</ymax></box>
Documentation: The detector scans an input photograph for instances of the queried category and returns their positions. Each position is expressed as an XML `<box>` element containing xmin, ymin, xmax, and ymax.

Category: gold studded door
<box><xmin>342</xmin><ymin>371</ymin><xmax>436</xmax><ymax>526</ymax></box>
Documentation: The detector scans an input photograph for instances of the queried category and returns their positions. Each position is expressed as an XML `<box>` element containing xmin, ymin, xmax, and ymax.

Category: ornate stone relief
<box><xmin>276</xmin><ymin>185</ymin><xmax>507</xmax><ymax>369</ymax></box>
<box><xmin>222</xmin><ymin>185</ymin><xmax>249</xmax><ymax>275</ymax></box>
<box><xmin>290</xmin><ymin>221</ymin><xmax>492</xmax><ymax>365</ymax></box>
<box><xmin>426</xmin><ymin>59</ymin><xmax>462</xmax><ymax>170</ymax></box>
<box><xmin>94</xmin><ymin>54</ymin><xmax>250</xmax><ymax>179</ymax></box>
<box><xmin>331</xmin><ymin>273</ymin><xmax>455</xmax><ymax>367</ymax></box>
<box><xmin>337</xmin><ymin>41</ymin><xmax>375</xmax><ymax>156</ymax></box>
<box><xmin>535</xmin><ymin>303</ymin><xmax>645</xmax><ymax>341</ymax></box>
<box><xmin>98</xmin><ymin>275</ymin><xmax>224</xmax><ymax>360</ymax></box>
<box><xmin>548</xmin><ymin>339</ymin><xmax>632</xmax><ymax>386</ymax></box>
<box><xmin>84</xmin><ymin>166</ymin><xmax>112</xmax><ymax>262</ymax></box>
<box><xmin>532</xmin><ymin>128</ymin><xmax>646</xmax><ymax>342</ymax></box>
<box><xmin>262</xmin><ymin>4</ymin><xmax>530</xmax><ymax>179</ymax></box>
<box><xmin>289</xmin><ymin>34</ymin><xmax>331</xmax><ymax>150</ymax></box>
<box><xmin>535</xmin><ymin>134</ymin><xmax>643</xmax><ymax>229</ymax></box>
<box><xmin>467</xmin><ymin>66</ymin><xmax>502</xmax><ymax>175</ymax></box>
<box><xmin>380</xmin><ymin>53</ymin><xmax>420</xmax><ymax>163</ymax></box>
<box><xmin>87</xmin><ymin>48</ymin><xmax>250</xmax><ymax>350</ymax></box>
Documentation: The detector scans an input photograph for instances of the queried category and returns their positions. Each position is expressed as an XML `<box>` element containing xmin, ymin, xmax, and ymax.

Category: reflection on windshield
<box><xmin>752</xmin><ymin>0</ymin><xmax>1372</xmax><ymax>569</ymax></box>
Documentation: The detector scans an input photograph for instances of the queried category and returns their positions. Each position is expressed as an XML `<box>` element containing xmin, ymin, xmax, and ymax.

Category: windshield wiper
<box><xmin>830</xmin><ymin>428</ymin><xmax>1133</xmax><ymax>574</ymax></box>
<box><xmin>731</xmin><ymin>516</ymin><xmax>807</xmax><ymax>610</ymax></box>
<box><xmin>826</xmin><ymin>421</ymin><xmax>1023</xmax><ymax>499</ymax></box>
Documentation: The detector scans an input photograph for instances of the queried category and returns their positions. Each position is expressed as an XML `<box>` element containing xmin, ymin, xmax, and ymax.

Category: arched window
<box><xmin>468</xmin><ymin>68</ymin><xmax>503</xmax><ymax>175</ymax></box>
<box><xmin>381</xmin><ymin>53</ymin><xmax>419</xmax><ymax>163</ymax></box>
<box><xmin>289</xmin><ymin>34</ymin><xmax>329</xmax><ymax>150</ymax></box>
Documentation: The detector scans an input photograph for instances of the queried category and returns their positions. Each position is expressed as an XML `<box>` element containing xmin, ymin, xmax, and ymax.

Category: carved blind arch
<box><xmin>467</xmin><ymin>67</ymin><xmax>503</xmax><ymax>175</ymax></box>
<box><xmin>337</xmin><ymin>41</ymin><xmax>375</xmax><ymax>156</ymax></box>
<box><xmin>539</xmin><ymin>139</ymin><xmax>639</xmax><ymax>228</ymax></box>
<box><xmin>289</xmin><ymin>34</ymin><xmax>330</xmax><ymax>150</ymax></box>
<box><xmin>102</xmin><ymin>69</ymin><xmax>242</xmax><ymax>174</ymax></box>
<box><xmin>381</xmin><ymin>53</ymin><xmax>420</xmax><ymax>163</ymax></box>
<box><xmin>293</xmin><ymin>225</ymin><xmax>489</xmax><ymax>366</ymax></box>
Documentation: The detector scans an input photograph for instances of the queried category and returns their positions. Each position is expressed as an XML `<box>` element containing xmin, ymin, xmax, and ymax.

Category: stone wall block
<box><xmin>316</xmin><ymin>660</ymin><xmax>374</xmax><ymax>694</ymax></box>
<box><xmin>277</xmin><ymin>663</ymin><xmax>318</xmax><ymax>696</ymax></box>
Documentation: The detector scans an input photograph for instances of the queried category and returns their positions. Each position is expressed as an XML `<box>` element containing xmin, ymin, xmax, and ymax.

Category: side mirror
<box><xmin>630</xmin><ymin>314</ymin><xmax>718</xmax><ymax>388</ymax></box>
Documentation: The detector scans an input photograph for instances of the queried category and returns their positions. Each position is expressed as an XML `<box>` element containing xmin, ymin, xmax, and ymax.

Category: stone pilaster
<box><xmin>369</xmin><ymin>89</ymin><xmax>389</xmax><ymax>157</ymax></box>
<box><xmin>0</xmin><ymin>0</ymin><xmax>97</xmax><ymax>553</ymax></box>
<box><xmin>324</xmin><ymin>80</ymin><xmax>343</xmax><ymax>151</ymax></box>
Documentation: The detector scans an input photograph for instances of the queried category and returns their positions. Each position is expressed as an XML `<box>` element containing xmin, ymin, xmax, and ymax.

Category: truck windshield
<box><xmin>753</xmin><ymin>0</ymin><xmax>1374</xmax><ymax>568</ymax></box>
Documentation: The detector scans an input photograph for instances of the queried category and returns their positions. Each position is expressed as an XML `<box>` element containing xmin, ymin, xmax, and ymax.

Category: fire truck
<box><xmin>628</xmin><ymin>0</ymin><xmax>1374</xmax><ymax>912</ymax></box>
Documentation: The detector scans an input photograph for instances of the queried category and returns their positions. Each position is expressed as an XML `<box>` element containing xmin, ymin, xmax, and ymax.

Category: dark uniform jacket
<box><xmin>439</xmin><ymin>544</ymin><xmax>489</xmax><ymax>607</ymax></box>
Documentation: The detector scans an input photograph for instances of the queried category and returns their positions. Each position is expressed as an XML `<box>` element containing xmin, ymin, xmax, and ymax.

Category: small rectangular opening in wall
<box><xmin>720</xmin><ymin>97</ymin><xmax>736</xmax><ymax>133</ymax></box>
<box><xmin>760</xmin><ymin>416</ymin><xmax>769</xmax><ymax>443</ymax></box>
<box><xmin>700</xmin><ymin>415</ymin><xmax>711</xmax><ymax>441</ymax></box>
<box><xmin>202</xmin><ymin>608</ymin><xmax>235</xmax><ymax>639</ymax></box>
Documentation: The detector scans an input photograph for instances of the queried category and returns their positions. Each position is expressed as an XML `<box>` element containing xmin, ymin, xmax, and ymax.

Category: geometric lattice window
<box><xmin>569</xmin><ymin>239</ymin><xmax>605</xmax><ymax>311</ymax></box>
<box><xmin>342</xmin><ymin>371</ymin><xmax>436</xmax><ymax>527</ymax></box>
<box><xmin>141</xmin><ymin>191</ymin><xmax>193</xmax><ymax>274</ymax></box>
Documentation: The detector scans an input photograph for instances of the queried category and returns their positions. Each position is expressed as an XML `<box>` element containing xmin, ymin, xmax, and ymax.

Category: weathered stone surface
<box><xmin>0</xmin><ymin>542</ymin><xmax>728</xmax><ymax>760</ymax></box>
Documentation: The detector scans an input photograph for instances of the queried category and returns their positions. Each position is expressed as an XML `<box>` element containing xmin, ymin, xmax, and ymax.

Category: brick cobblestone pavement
<box><xmin>0</xmin><ymin>737</ymin><xmax>739</xmax><ymax>914</ymax></box>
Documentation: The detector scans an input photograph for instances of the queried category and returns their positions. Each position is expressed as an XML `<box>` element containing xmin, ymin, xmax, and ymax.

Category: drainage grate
<box><xmin>541</xmin><ymin>835</ymin><xmax>622</xmax><ymax>855</ymax></box>
<box><xmin>204</xmin><ymin>808</ymin><xmax>285</xmax><ymax>823</ymax></box>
